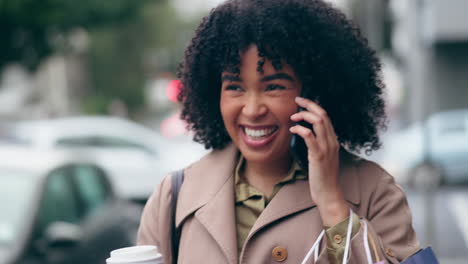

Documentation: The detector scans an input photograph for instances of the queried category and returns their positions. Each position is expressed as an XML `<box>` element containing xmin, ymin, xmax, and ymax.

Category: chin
<box><xmin>238</xmin><ymin>144</ymin><xmax>289</xmax><ymax>164</ymax></box>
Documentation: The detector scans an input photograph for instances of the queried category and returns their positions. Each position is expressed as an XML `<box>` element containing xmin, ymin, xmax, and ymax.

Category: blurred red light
<box><xmin>166</xmin><ymin>80</ymin><xmax>181</xmax><ymax>103</ymax></box>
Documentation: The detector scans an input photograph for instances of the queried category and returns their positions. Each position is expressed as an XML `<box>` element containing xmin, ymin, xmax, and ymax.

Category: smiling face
<box><xmin>220</xmin><ymin>45</ymin><xmax>301</xmax><ymax>164</ymax></box>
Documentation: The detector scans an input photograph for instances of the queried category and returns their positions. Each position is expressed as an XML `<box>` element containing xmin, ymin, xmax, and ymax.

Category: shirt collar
<box><xmin>234</xmin><ymin>155</ymin><xmax>306</xmax><ymax>203</ymax></box>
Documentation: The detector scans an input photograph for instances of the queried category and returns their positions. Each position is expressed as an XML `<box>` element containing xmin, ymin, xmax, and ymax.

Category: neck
<box><xmin>241</xmin><ymin>155</ymin><xmax>293</xmax><ymax>197</ymax></box>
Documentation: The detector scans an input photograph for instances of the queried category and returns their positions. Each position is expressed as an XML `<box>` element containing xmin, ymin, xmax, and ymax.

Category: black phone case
<box><xmin>289</xmin><ymin>107</ymin><xmax>313</xmax><ymax>171</ymax></box>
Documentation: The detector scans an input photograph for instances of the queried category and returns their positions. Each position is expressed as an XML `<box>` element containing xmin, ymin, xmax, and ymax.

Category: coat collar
<box><xmin>176</xmin><ymin>144</ymin><xmax>361</xmax><ymax>263</ymax></box>
<box><xmin>175</xmin><ymin>144</ymin><xmax>240</xmax><ymax>227</ymax></box>
<box><xmin>176</xmin><ymin>144</ymin><xmax>240</xmax><ymax>263</ymax></box>
<box><xmin>247</xmin><ymin>149</ymin><xmax>361</xmax><ymax>238</ymax></box>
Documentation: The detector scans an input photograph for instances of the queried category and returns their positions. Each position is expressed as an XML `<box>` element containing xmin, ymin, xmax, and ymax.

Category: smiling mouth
<box><xmin>242</xmin><ymin>126</ymin><xmax>278</xmax><ymax>139</ymax></box>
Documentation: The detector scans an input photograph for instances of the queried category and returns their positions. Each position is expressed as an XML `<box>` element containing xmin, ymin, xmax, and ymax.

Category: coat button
<box><xmin>272</xmin><ymin>246</ymin><xmax>288</xmax><ymax>262</ymax></box>
<box><xmin>385</xmin><ymin>248</ymin><xmax>395</xmax><ymax>257</ymax></box>
<box><xmin>333</xmin><ymin>234</ymin><xmax>343</xmax><ymax>244</ymax></box>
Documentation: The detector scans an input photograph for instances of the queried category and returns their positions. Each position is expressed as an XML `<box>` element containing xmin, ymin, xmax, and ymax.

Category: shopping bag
<box><xmin>400</xmin><ymin>247</ymin><xmax>439</xmax><ymax>264</ymax></box>
<box><xmin>301</xmin><ymin>209</ymin><xmax>438</xmax><ymax>264</ymax></box>
<box><xmin>301</xmin><ymin>209</ymin><xmax>380</xmax><ymax>264</ymax></box>
<box><xmin>301</xmin><ymin>209</ymin><xmax>355</xmax><ymax>264</ymax></box>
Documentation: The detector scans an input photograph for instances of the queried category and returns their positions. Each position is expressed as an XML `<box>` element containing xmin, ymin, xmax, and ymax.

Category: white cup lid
<box><xmin>106</xmin><ymin>245</ymin><xmax>162</xmax><ymax>264</ymax></box>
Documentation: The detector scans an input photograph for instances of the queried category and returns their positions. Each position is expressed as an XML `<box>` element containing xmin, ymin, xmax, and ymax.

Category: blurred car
<box><xmin>0</xmin><ymin>146</ymin><xmax>142</xmax><ymax>264</ymax></box>
<box><xmin>380</xmin><ymin>109</ymin><xmax>468</xmax><ymax>186</ymax></box>
<box><xmin>0</xmin><ymin>116</ymin><xmax>207</xmax><ymax>201</ymax></box>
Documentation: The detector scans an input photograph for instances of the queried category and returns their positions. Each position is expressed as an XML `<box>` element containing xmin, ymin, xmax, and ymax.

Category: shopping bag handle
<box><xmin>302</xmin><ymin>209</ymin><xmax>357</xmax><ymax>264</ymax></box>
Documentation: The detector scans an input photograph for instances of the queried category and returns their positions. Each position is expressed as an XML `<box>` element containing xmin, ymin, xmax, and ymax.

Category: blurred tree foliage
<box><xmin>1</xmin><ymin>0</ymin><xmax>201</xmax><ymax>116</ymax></box>
<box><xmin>0</xmin><ymin>0</ymin><xmax>149</xmax><ymax>70</ymax></box>
<box><xmin>84</xmin><ymin>0</ymin><xmax>199</xmax><ymax>116</ymax></box>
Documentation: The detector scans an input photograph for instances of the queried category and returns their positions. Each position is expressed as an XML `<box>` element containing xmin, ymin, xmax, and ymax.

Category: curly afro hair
<box><xmin>177</xmin><ymin>0</ymin><xmax>387</xmax><ymax>154</ymax></box>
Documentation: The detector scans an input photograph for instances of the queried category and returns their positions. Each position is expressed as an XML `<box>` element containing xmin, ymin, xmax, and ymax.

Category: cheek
<box><xmin>274</xmin><ymin>99</ymin><xmax>298</xmax><ymax>122</ymax></box>
<box><xmin>220</xmin><ymin>97</ymin><xmax>237</xmax><ymax>126</ymax></box>
<box><xmin>219</xmin><ymin>94</ymin><xmax>229</xmax><ymax>118</ymax></box>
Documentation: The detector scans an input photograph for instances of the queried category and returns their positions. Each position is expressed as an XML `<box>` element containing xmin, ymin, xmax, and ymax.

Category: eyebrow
<box><xmin>221</xmin><ymin>72</ymin><xmax>295</xmax><ymax>82</ymax></box>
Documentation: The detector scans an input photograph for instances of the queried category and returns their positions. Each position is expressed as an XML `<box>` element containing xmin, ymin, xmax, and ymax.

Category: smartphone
<box><xmin>289</xmin><ymin>93</ymin><xmax>315</xmax><ymax>171</ymax></box>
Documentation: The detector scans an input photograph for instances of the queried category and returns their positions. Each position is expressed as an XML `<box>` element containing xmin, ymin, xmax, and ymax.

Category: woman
<box><xmin>137</xmin><ymin>0</ymin><xmax>420</xmax><ymax>263</ymax></box>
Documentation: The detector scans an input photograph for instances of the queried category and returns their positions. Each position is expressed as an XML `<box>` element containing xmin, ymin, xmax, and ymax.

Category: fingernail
<box><xmin>295</xmin><ymin>97</ymin><xmax>304</xmax><ymax>102</ymax></box>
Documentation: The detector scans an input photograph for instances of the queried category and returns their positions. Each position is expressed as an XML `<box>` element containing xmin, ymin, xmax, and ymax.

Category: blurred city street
<box><xmin>1</xmin><ymin>0</ymin><xmax>468</xmax><ymax>263</ymax></box>
<box><xmin>405</xmin><ymin>186</ymin><xmax>468</xmax><ymax>263</ymax></box>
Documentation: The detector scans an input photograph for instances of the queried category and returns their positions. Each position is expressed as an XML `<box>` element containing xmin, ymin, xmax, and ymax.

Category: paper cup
<box><xmin>106</xmin><ymin>245</ymin><xmax>163</xmax><ymax>264</ymax></box>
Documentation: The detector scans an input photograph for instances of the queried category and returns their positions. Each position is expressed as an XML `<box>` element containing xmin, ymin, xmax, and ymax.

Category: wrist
<box><xmin>316</xmin><ymin>194</ymin><xmax>349</xmax><ymax>227</ymax></box>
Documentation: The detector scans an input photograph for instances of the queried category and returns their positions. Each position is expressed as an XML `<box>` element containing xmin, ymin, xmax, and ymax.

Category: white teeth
<box><xmin>244</xmin><ymin>127</ymin><xmax>276</xmax><ymax>137</ymax></box>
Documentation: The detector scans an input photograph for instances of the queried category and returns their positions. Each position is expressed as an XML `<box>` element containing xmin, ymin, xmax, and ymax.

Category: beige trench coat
<box><xmin>137</xmin><ymin>144</ymin><xmax>420</xmax><ymax>264</ymax></box>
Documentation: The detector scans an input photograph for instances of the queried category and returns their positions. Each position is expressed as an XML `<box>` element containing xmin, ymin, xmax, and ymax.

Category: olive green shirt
<box><xmin>234</xmin><ymin>155</ymin><xmax>360</xmax><ymax>263</ymax></box>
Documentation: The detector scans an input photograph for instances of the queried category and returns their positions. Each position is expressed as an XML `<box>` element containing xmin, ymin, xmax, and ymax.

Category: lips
<box><xmin>240</xmin><ymin>125</ymin><xmax>279</xmax><ymax>148</ymax></box>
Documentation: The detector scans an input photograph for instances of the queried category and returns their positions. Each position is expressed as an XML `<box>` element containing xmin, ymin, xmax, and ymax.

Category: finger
<box><xmin>295</xmin><ymin>97</ymin><xmax>333</xmax><ymax>139</ymax></box>
<box><xmin>315</xmin><ymin>109</ymin><xmax>338</xmax><ymax>147</ymax></box>
<box><xmin>290</xmin><ymin>110</ymin><xmax>322</xmax><ymax>124</ymax></box>
<box><xmin>295</xmin><ymin>97</ymin><xmax>337</xmax><ymax>144</ymax></box>
<box><xmin>290</xmin><ymin>111</ymin><xmax>328</xmax><ymax>148</ymax></box>
<box><xmin>289</xmin><ymin>124</ymin><xmax>320</xmax><ymax>154</ymax></box>
<box><xmin>325</xmin><ymin>119</ymin><xmax>339</xmax><ymax>147</ymax></box>
<box><xmin>295</xmin><ymin>97</ymin><xmax>328</xmax><ymax>118</ymax></box>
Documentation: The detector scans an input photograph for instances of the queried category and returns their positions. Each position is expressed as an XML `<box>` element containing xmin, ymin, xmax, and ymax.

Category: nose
<box><xmin>242</xmin><ymin>94</ymin><xmax>267</xmax><ymax>120</ymax></box>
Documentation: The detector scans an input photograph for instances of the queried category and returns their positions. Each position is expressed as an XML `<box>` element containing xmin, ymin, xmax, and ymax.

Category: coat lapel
<box><xmin>247</xmin><ymin>149</ymin><xmax>362</xmax><ymax>241</ymax></box>
<box><xmin>175</xmin><ymin>145</ymin><xmax>362</xmax><ymax>263</ymax></box>
<box><xmin>175</xmin><ymin>144</ymin><xmax>239</xmax><ymax>264</ymax></box>
<box><xmin>195</xmin><ymin>179</ymin><xmax>237</xmax><ymax>264</ymax></box>
<box><xmin>248</xmin><ymin>179</ymin><xmax>315</xmax><ymax>238</ymax></box>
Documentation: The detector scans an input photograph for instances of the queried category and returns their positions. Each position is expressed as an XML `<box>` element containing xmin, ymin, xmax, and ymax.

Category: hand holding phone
<box><xmin>289</xmin><ymin>106</ymin><xmax>314</xmax><ymax>171</ymax></box>
<box><xmin>289</xmin><ymin>87</ymin><xmax>315</xmax><ymax>171</ymax></box>
<box><xmin>289</xmin><ymin>96</ymin><xmax>346</xmax><ymax>227</ymax></box>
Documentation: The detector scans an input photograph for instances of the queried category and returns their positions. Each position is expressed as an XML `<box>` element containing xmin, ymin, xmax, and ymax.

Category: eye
<box><xmin>224</xmin><ymin>84</ymin><xmax>243</xmax><ymax>91</ymax></box>
<box><xmin>265</xmin><ymin>84</ymin><xmax>286</xmax><ymax>91</ymax></box>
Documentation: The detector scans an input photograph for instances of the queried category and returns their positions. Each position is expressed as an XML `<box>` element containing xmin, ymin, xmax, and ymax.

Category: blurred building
<box><xmin>0</xmin><ymin>30</ymin><xmax>89</xmax><ymax>120</ymax></box>
<box><xmin>351</xmin><ymin>0</ymin><xmax>468</xmax><ymax>125</ymax></box>
<box><xmin>0</xmin><ymin>65</ymin><xmax>34</xmax><ymax>120</ymax></box>
<box><xmin>391</xmin><ymin>0</ymin><xmax>468</xmax><ymax>123</ymax></box>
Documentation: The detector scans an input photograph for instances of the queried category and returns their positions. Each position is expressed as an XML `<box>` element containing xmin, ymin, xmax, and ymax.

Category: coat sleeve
<box><xmin>324</xmin><ymin>212</ymin><xmax>361</xmax><ymax>264</ymax></box>
<box><xmin>317</xmin><ymin>164</ymin><xmax>420</xmax><ymax>264</ymax></box>
<box><xmin>362</xmin><ymin>167</ymin><xmax>420</xmax><ymax>263</ymax></box>
<box><xmin>137</xmin><ymin>174</ymin><xmax>174</xmax><ymax>264</ymax></box>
